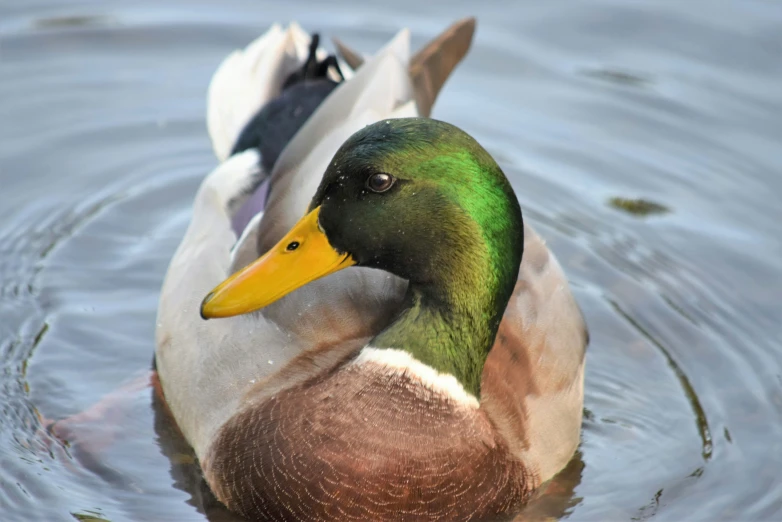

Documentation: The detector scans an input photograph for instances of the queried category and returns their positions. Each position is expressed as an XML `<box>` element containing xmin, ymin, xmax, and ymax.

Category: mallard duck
<box><xmin>156</xmin><ymin>18</ymin><xmax>587</xmax><ymax>522</ymax></box>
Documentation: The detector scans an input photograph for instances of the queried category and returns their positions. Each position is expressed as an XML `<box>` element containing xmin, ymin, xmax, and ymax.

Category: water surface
<box><xmin>2</xmin><ymin>0</ymin><xmax>782</xmax><ymax>520</ymax></box>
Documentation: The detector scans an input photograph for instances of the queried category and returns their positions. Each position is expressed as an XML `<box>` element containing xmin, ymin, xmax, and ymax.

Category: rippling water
<box><xmin>2</xmin><ymin>0</ymin><xmax>782</xmax><ymax>520</ymax></box>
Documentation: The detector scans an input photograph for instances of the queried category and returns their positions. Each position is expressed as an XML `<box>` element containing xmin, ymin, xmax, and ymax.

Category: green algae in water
<box><xmin>608</xmin><ymin>197</ymin><xmax>670</xmax><ymax>217</ymax></box>
<box><xmin>72</xmin><ymin>511</ymin><xmax>111</xmax><ymax>522</ymax></box>
<box><xmin>582</xmin><ymin>68</ymin><xmax>651</xmax><ymax>87</ymax></box>
<box><xmin>34</xmin><ymin>15</ymin><xmax>115</xmax><ymax>29</ymax></box>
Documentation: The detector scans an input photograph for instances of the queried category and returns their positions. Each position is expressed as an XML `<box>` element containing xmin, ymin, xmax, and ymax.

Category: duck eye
<box><xmin>366</xmin><ymin>173</ymin><xmax>395</xmax><ymax>193</ymax></box>
<box><xmin>286</xmin><ymin>241</ymin><xmax>300</xmax><ymax>251</ymax></box>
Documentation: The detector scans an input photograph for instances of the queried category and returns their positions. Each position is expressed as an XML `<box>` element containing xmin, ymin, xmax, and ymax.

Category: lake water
<box><xmin>2</xmin><ymin>0</ymin><xmax>782</xmax><ymax>520</ymax></box>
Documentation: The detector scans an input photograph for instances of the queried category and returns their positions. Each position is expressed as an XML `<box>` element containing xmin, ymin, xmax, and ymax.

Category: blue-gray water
<box><xmin>2</xmin><ymin>0</ymin><xmax>782</xmax><ymax>520</ymax></box>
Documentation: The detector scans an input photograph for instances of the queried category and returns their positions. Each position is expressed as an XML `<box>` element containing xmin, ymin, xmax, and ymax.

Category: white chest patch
<box><xmin>350</xmin><ymin>347</ymin><xmax>480</xmax><ymax>409</ymax></box>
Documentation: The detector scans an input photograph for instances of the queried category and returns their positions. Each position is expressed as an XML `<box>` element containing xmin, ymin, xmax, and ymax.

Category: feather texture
<box><xmin>156</xmin><ymin>19</ymin><xmax>586</xmax><ymax>520</ymax></box>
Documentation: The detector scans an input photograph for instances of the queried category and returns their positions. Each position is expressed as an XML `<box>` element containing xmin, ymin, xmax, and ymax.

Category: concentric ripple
<box><xmin>1</xmin><ymin>1</ymin><xmax>782</xmax><ymax>521</ymax></box>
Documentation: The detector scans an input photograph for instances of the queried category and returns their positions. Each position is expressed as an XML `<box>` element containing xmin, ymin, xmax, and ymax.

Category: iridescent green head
<box><xmin>202</xmin><ymin>117</ymin><xmax>523</xmax><ymax>396</ymax></box>
<box><xmin>313</xmin><ymin>118</ymin><xmax>524</xmax><ymax>396</ymax></box>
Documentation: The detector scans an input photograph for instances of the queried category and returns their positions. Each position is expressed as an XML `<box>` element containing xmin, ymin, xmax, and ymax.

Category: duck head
<box><xmin>201</xmin><ymin>117</ymin><xmax>524</xmax><ymax>396</ymax></box>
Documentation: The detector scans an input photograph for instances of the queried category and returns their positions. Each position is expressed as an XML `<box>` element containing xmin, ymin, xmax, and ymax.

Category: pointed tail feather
<box><xmin>332</xmin><ymin>37</ymin><xmax>365</xmax><ymax>70</ymax></box>
<box><xmin>409</xmin><ymin>17</ymin><xmax>476</xmax><ymax>117</ymax></box>
<box><xmin>333</xmin><ymin>17</ymin><xmax>476</xmax><ymax>117</ymax></box>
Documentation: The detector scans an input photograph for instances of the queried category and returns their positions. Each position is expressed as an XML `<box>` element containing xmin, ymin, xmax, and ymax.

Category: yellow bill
<box><xmin>200</xmin><ymin>207</ymin><xmax>355</xmax><ymax>319</ymax></box>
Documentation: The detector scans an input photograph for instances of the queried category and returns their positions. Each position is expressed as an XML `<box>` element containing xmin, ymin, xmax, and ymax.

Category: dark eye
<box><xmin>366</xmin><ymin>172</ymin><xmax>395</xmax><ymax>193</ymax></box>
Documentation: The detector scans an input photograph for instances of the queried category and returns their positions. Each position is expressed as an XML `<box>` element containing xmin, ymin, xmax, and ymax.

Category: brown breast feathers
<box><xmin>202</xmin><ymin>361</ymin><xmax>533</xmax><ymax>521</ymax></box>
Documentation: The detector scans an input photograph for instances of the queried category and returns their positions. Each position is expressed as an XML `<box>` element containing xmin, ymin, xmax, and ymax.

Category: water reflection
<box><xmin>2</xmin><ymin>0</ymin><xmax>782</xmax><ymax>520</ymax></box>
